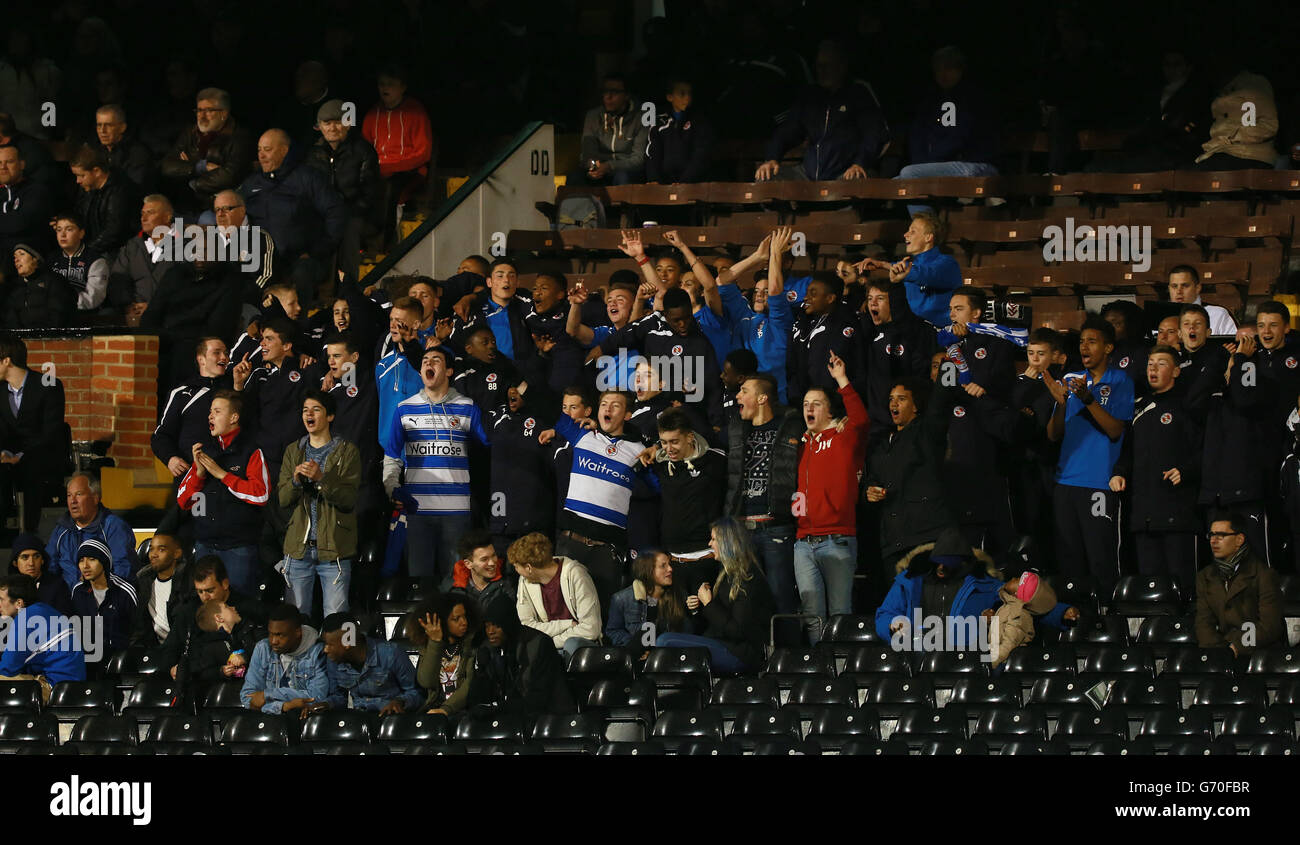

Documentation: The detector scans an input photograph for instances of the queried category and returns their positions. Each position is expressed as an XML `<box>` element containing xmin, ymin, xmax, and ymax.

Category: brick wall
<box><xmin>26</xmin><ymin>334</ymin><xmax>159</xmax><ymax>470</ymax></box>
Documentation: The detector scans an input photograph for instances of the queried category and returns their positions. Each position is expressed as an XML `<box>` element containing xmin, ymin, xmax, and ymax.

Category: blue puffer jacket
<box><xmin>46</xmin><ymin>507</ymin><xmax>138</xmax><ymax>590</ymax></box>
<box><xmin>874</xmin><ymin>543</ymin><xmax>1002</xmax><ymax>641</ymax></box>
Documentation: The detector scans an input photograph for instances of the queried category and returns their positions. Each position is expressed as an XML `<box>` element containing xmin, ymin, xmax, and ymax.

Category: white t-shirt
<box><xmin>1197</xmin><ymin>297</ymin><xmax>1238</xmax><ymax>337</ymax></box>
<box><xmin>150</xmin><ymin>577</ymin><xmax>173</xmax><ymax>641</ymax></box>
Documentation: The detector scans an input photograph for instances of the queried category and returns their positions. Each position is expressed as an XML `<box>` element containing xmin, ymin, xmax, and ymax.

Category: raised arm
<box><xmin>665</xmin><ymin>230</ymin><xmax>721</xmax><ymax>316</ymax></box>
<box><xmin>565</xmin><ymin>284</ymin><xmax>595</xmax><ymax>346</ymax></box>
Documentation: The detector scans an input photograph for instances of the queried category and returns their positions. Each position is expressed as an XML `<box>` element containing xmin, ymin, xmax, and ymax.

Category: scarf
<box><xmin>1213</xmin><ymin>544</ymin><xmax>1249</xmax><ymax>581</ymax></box>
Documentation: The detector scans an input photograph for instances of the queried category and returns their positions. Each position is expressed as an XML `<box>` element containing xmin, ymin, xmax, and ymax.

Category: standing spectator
<box><xmin>286</xmin><ymin>61</ymin><xmax>332</xmax><ymax>149</ymax></box>
<box><xmin>645</xmin><ymin>77</ymin><xmax>715</xmax><ymax>184</ymax></box>
<box><xmin>1167</xmin><ymin>265</ymin><xmax>1237</xmax><ymax>337</ymax></box>
<box><xmin>0</xmin><ymin>144</ymin><xmax>55</xmax><ymax>270</ymax></box>
<box><xmin>235</xmin><ymin>317</ymin><xmax>311</xmax><ymax>486</ymax></box>
<box><xmin>943</xmin><ymin>288</ymin><xmax>1018</xmax><ymax>400</ymax></box>
<box><xmin>485</xmin><ymin>385</ymin><xmax>555</xmax><ymax>549</ymax></box>
<box><xmin>1</xmin><ymin>245</ymin><xmax>75</xmax><ymax>329</ymax></box>
<box><xmin>382</xmin><ymin>346</ymin><xmax>490</xmax><ymax>583</ymax></box>
<box><xmin>159</xmin><ymin>87</ymin><xmax>255</xmax><ymax>214</ymax></box>
<box><xmin>716</xmin><ymin>231</ymin><xmax>796</xmax><ymax>404</ymax></box>
<box><xmin>512</xmin><ymin>531</ymin><xmax>602</xmax><ymax>656</ymax></box>
<box><xmin>0</xmin><ymin>332</ymin><xmax>67</xmax><ymax>536</ymax></box>
<box><xmin>9</xmin><ymin>534</ymin><xmax>72</xmax><ymax>616</ymax></box>
<box><xmin>46</xmin><ymin>474</ymin><xmax>136</xmax><ymax>591</ymax></box>
<box><xmin>656</xmin><ymin>517</ymin><xmax>776</xmax><ymax>673</ymax></box>
<box><xmin>1045</xmin><ymin>317</ymin><xmax>1135</xmax><ymax>601</ymax></box>
<box><xmin>755</xmin><ymin>39</ymin><xmax>890</xmax><ymax>181</ymax></box>
<box><xmin>375</xmin><ymin>297</ymin><xmax>428</xmax><ymax>435</ymax></box>
<box><xmin>1196</xmin><ymin>512</ymin><xmax>1282</xmax><ymax>654</ymax></box>
<box><xmin>1110</xmin><ymin>345</ymin><xmax>1202</xmax><ymax>593</ymax></box>
<box><xmin>69</xmin><ymin>145</ymin><xmax>139</xmax><ymax>259</ymax></box>
<box><xmin>467</xmin><ymin>597</ymin><xmax>575</xmax><ymax>716</ymax></box>
<box><xmin>724</xmin><ymin>373</ymin><xmax>803</xmax><ymax>615</ymax></box>
<box><xmin>69</xmin><ymin>538</ymin><xmax>137</xmax><ymax>652</ymax></box>
<box><xmin>314</xmin><ymin>613</ymin><xmax>422</xmax><ymax>715</ymax></box>
<box><xmin>863</xmin><ymin>280</ymin><xmax>936</xmax><ymax>448</ymax></box>
<box><xmin>152</xmin><ymin>337</ymin><xmax>231</xmax><ymax>488</ymax></box>
<box><xmin>46</xmin><ymin>213</ymin><xmax>108</xmax><ymax>312</ymax></box>
<box><xmin>240</xmin><ymin>128</ymin><xmax>346</xmax><ymax>307</ymax></box>
<box><xmin>0</xmin><ymin>28</ymin><xmax>60</xmax><ymax>140</ymax></box>
<box><xmin>788</xmin><ymin>272</ymin><xmax>866</xmax><ymax>408</ymax></box>
<box><xmin>108</xmin><ymin>195</ymin><xmax>180</xmax><ymax>321</ymax></box>
<box><xmin>278</xmin><ymin>390</ymin><xmax>361</xmax><ymax>618</ymax></box>
<box><xmin>0</xmin><ymin>575</ymin><xmax>86</xmax><ymax>691</ymax></box>
<box><xmin>576</xmin><ymin>73</ymin><xmax>649</xmax><ymax>186</ymax></box>
<box><xmin>307</xmin><ymin>99</ymin><xmax>381</xmax><ymax>282</ymax></box>
<box><xmin>452</xmin><ymin>258</ymin><xmax>536</xmax><ymax>366</ymax></box>
<box><xmin>794</xmin><ymin>352</ymin><xmax>869</xmax><ymax>644</ymax></box>
<box><xmin>858</xmin><ymin>214</ymin><xmax>961</xmax><ymax>328</ymax></box>
<box><xmin>410</xmin><ymin>597</ymin><xmax>478</xmax><ymax>716</ymax></box>
<box><xmin>605</xmin><ymin>549</ymin><xmax>690</xmax><ymax>654</ymax></box>
<box><xmin>92</xmin><ymin>104</ymin><xmax>155</xmax><ymax>192</ymax></box>
<box><xmin>239</xmin><ymin>603</ymin><xmax>329</xmax><ymax>714</ymax></box>
<box><xmin>1087</xmin><ymin>49</ymin><xmax>1210</xmax><ymax>172</ymax></box>
<box><xmin>362</xmin><ymin>64</ymin><xmax>434</xmax><ymax>250</ymax></box>
<box><xmin>131</xmin><ymin>532</ymin><xmax>188</xmax><ymax>650</ymax></box>
<box><xmin>176</xmin><ymin>390</ymin><xmax>269</xmax><ymax>596</ymax></box>
<box><xmin>1100</xmin><ymin>300</ymin><xmax>1151</xmax><ymax>398</ymax></box>
<box><xmin>898</xmin><ymin>47</ymin><xmax>998</xmax><ymax>184</ymax></box>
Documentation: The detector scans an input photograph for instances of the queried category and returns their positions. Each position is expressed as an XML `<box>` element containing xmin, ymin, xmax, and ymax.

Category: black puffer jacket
<box><xmin>724</xmin><ymin>406</ymin><xmax>804</xmax><ymax>524</ymax></box>
<box><xmin>74</xmin><ymin>170</ymin><xmax>140</xmax><ymax>257</ymax></box>
<box><xmin>0</xmin><ymin>268</ymin><xmax>75</xmax><ymax>329</ymax></box>
<box><xmin>697</xmin><ymin>565</ymin><xmax>776</xmax><ymax>670</ymax></box>
<box><xmin>305</xmin><ymin>132</ymin><xmax>381</xmax><ymax>219</ymax></box>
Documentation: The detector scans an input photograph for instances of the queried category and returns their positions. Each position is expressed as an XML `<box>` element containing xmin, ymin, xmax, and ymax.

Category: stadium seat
<box><xmin>142</xmin><ymin>714</ymin><xmax>213</xmax><ymax>753</ymax></box>
<box><xmin>729</xmin><ymin>708</ymin><xmax>801</xmax><ymax>752</ymax></box>
<box><xmin>1166</xmin><ymin>738</ymin><xmax>1232</xmax><ymax>756</ymax></box>
<box><xmin>1134</xmin><ymin>616</ymin><xmax>1197</xmax><ymax>658</ymax></box>
<box><xmin>864</xmin><ymin>676</ymin><xmax>937</xmax><ymax>718</ymax></box>
<box><xmin>1192</xmin><ymin>677</ymin><xmax>1268</xmax><ymax>712</ymax></box>
<box><xmin>643</xmin><ymin>647</ymin><xmax>712</xmax><ymax>711</ymax></box>
<box><xmin>219</xmin><ymin>713</ymin><xmax>293</xmax><ymax>752</ymax></box>
<box><xmin>972</xmin><ymin>707</ymin><xmax>1048</xmax><ymax>745</ymax></box>
<box><xmin>1161</xmin><ymin>646</ymin><xmax>1239</xmax><ymax>706</ymax></box>
<box><xmin>0</xmin><ymin>680</ymin><xmax>43</xmax><ymax>714</ymax></box>
<box><xmin>1278</xmin><ymin>575</ymin><xmax>1300</xmax><ymax>647</ymax></box>
<box><xmin>584</xmin><ymin>677</ymin><xmax>654</xmax><ymax>712</ymax></box>
<box><xmin>1139</xmin><ymin>707</ymin><xmax>1212</xmax><ymax>742</ymax></box>
<box><xmin>1059</xmin><ymin>614</ymin><xmax>1130</xmax><ymax>661</ymax></box>
<box><xmin>917</xmin><ymin>738</ymin><xmax>989</xmax><ymax>755</ymax></box>
<box><xmin>376</xmin><ymin>713</ymin><xmax>449</xmax><ymax>752</ymax></box>
<box><xmin>650</xmin><ymin>709</ymin><xmax>724</xmax><ymax>751</ymax></box>
<box><xmin>47</xmin><ymin>681</ymin><xmax>115</xmax><ymax>742</ymax></box>
<box><xmin>783</xmin><ymin>677</ymin><xmax>856</xmax><ymax>710</ymax></box>
<box><xmin>569</xmin><ymin>646</ymin><xmax>637</xmax><ymax>681</ymax></box>
<box><xmin>892</xmin><ymin>707</ymin><xmax>967</xmax><ymax>744</ymax></box>
<box><xmin>67</xmin><ymin>714</ymin><xmax>138</xmax><ymax>752</ymax></box>
<box><xmin>915</xmin><ymin>650</ymin><xmax>989</xmax><ymax>697</ymax></box>
<box><xmin>300</xmin><ymin>711</ymin><xmax>373</xmax><ymax>744</ymax></box>
<box><xmin>374</xmin><ymin>577</ymin><xmax>436</xmax><ymax>639</ymax></box>
<box><xmin>818</xmin><ymin>615</ymin><xmax>881</xmax><ymax>673</ymax></box>
<box><xmin>709</xmin><ymin>677</ymin><xmax>781</xmax><ymax>715</ymax></box>
<box><xmin>1053</xmin><ymin>708</ymin><xmax>1130</xmax><ymax>749</ymax></box>
<box><xmin>1217</xmin><ymin>706</ymin><xmax>1294</xmax><ymax>748</ymax></box>
<box><xmin>1087</xmin><ymin>738</ymin><xmax>1155</xmax><ymax>755</ymax></box>
<box><xmin>408</xmin><ymin>743</ymin><xmax>468</xmax><ymax>756</ymax></box>
<box><xmin>1026</xmin><ymin>676</ymin><xmax>1093</xmax><ymax>715</ymax></box>
<box><xmin>838</xmin><ymin>738</ymin><xmax>910</xmax><ymax>756</ymax></box>
<box><xmin>595</xmin><ymin>741</ymin><xmax>667</xmax><ymax>755</ymax></box>
<box><xmin>672</xmin><ymin>737</ymin><xmax>741</xmax><ymax>756</ymax></box>
<box><xmin>313</xmin><ymin>742</ymin><xmax>390</xmax><ymax>755</ymax></box>
<box><xmin>199</xmin><ymin>679</ymin><xmax>249</xmax><ymax>742</ymax></box>
<box><xmin>1107</xmin><ymin>677</ymin><xmax>1180</xmax><ymax>709</ymax></box>
<box><xmin>750</xmin><ymin>737</ymin><xmax>822</xmax><ymax>755</ymax></box>
<box><xmin>1002</xmin><ymin>646</ymin><xmax>1078</xmax><ymax>697</ymax></box>
<box><xmin>1081</xmin><ymin>645</ymin><xmax>1156</xmax><ymax>680</ymax></box>
<box><xmin>803</xmin><ymin>706</ymin><xmax>880</xmax><ymax>752</ymax></box>
<box><xmin>1110</xmin><ymin>576</ymin><xmax>1184</xmax><ymax>636</ymax></box>
<box><xmin>761</xmin><ymin>648</ymin><xmax>835</xmax><ymax>694</ymax></box>
<box><xmin>1049</xmin><ymin>576</ymin><xmax>1099</xmax><ymax>617</ymax></box>
<box><xmin>0</xmin><ymin>712</ymin><xmax>58</xmax><ymax>750</ymax></box>
<box><xmin>1245</xmin><ymin>649</ymin><xmax>1300</xmax><ymax>694</ymax></box>
<box><xmin>531</xmin><ymin>713</ymin><xmax>604</xmax><ymax>754</ymax></box>
<box><xmin>454</xmin><ymin>711</ymin><xmax>526</xmax><ymax>751</ymax></box>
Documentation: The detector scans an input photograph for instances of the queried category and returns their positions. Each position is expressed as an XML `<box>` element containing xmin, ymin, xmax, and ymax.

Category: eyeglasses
<box><xmin>1207</xmin><ymin>531</ymin><xmax>1241</xmax><ymax>539</ymax></box>
<box><xmin>213</xmin><ymin>205</ymin><xmax>242</xmax><ymax>214</ymax></box>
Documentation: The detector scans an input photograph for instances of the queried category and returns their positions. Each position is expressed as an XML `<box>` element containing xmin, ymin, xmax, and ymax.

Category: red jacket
<box><xmin>362</xmin><ymin>97</ymin><xmax>434</xmax><ymax>178</ymax></box>
<box><xmin>796</xmin><ymin>384</ymin><xmax>869</xmax><ymax>537</ymax></box>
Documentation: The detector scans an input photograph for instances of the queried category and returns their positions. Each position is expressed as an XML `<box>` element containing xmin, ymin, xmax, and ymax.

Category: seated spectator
<box><xmin>510</xmin><ymin>532</ymin><xmax>602</xmax><ymax>656</ymax></box>
<box><xmin>858</xmin><ymin>213</ymin><xmax>961</xmax><ymax>328</ymax></box>
<box><xmin>645</xmin><ymin>77</ymin><xmax>715</xmax><ymax>184</ymax></box>
<box><xmin>109</xmin><ymin>195</ymin><xmax>180</xmax><ymax>323</ymax></box>
<box><xmin>0</xmin><ymin>574</ymin><xmax>86</xmax><ymax>693</ymax></box>
<box><xmin>307</xmin><ymin>99</ymin><xmax>381</xmax><ymax>282</ymax></box>
<box><xmin>187</xmin><ymin>599</ymin><xmax>257</xmax><ymax>683</ymax></box>
<box><xmin>987</xmin><ymin>570</ymin><xmax>1078</xmax><ymax>667</ymax></box>
<box><xmin>240</xmin><ymin>603</ymin><xmax>329</xmax><ymax>714</ymax></box>
<box><xmin>1194</xmin><ymin>68</ymin><xmax>1278</xmax><ymax>170</ymax></box>
<box><xmin>69</xmin><ymin>538</ymin><xmax>137</xmax><ymax>652</ymax></box>
<box><xmin>0</xmin><ymin>144</ymin><xmax>56</xmax><ymax>271</ymax></box>
<box><xmin>875</xmin><ymin>526</ymin><xmax>1001</xmax><ymax>644</ymax></box>
<box><xmin>1</xmin><ymin>244</ymin><xmax>75</xmax><ymax>329</ymax></box>
<box><xmin>212</xmin><ymin>189</ymin><xmax>275</xmax><ymax>294</ymax></box>
<box><xmin>575</xmin><ymin>73</ymin><xmax>648</xmax><ymax>186</ymax></box>
<box><xmin>411</xmin><ymin>596</ymin><xmax>479</xmax><ymax>716</ymax></box>
<box><xmin>467</xmin><ymin>596</ymin><xmax>575</xmax><ymax>716</ymax></box>
<box><xmin>1086</xmin><ymin>49</ymin><xmax>1210</xmax><ymax>173</ymax></box>
<box><xmin>755</xmin><ymin>39</ymin><xmax>889</xmax><ymax>181</ymax></box>
<box><xmin>130</xmin><ymin>532</ymin><xmax>188</xmax><ymax>650</ymax></box>
<box><xmin>47</xmin><ymin>212</ymin><xmax>108</xmax><ymax>312</ymax></box>
<box><xmin>655</xmin><ymin>517</ymin><xmax>776</xmax><ymax>673</ymax></box>
<box><xmin>158</xmin><ymin>555</ymin><xmax>264</xmax><ymax>682</ymax></box>
<box><xmin>1196</xmin><ymin>512</ymin><xmax>1283</xmax><ymax>655</ymax></box>
<box><xmin>69</xmin><ymin>144</ymin><xmax>138</xmax><ymax>259</ymax></box>
<box><xmin>450</xmin><ymin>529</ymin><xmax>516</xmax><ymax>616</ymax></box>
<box><xmin>239</xmin><ymin>128</ymin><xmax>345</xmax><ymax>307</ymax></box>
<box><xmin>606</xmin><ymin>549</ymin><xmax>690</xmax><ymax>656</ymax></box>
<box><xmin>0</xmin><ymin>333</ymin><xmax>68</xmax><ymax>535</ymax></box>
<box><xmin>278</xmin><ymin>390</ymin><xmax>361</xmax><ymax>618</ymax></box>
<box><xmin>794</xmin><ymin>352</ymin><xmax>869</xmax><ymax>644</ymax></box>
<box><xmin>313</xmin><ymin>612</ymin><xmax>422</xmax><ymax>715</ymax></box>
<box><xmin>160</xmin><ymin>87</ymin><xmax>255</xmax><ymax>215</ymax></box>
<box><xmin>899</xmin><ymin>47</ymin><xmax>997</xmax><ymax>184</ymax></box>
<box><xmin>362</xmin><ymin>64</ymin><xmax>434</xmax><ymax>249</ymax></box>
<box><xmin>9</xmin><ymin>533</ymin><xmax>71</xmax><ymax>616</ymax></box>
<box><xmin>92</xmin><ymin>104</ymin><xmax>155</xmax><ymax>192</ymax></box>
<box><xmin>176</xmin><ymin>390</ymin><xmax>269</xmax><ymax>596</ymax></box>
<box><xmin>1167</xmin><ymin>265</ymin><xmax>1236</xmax><ymax>337</ymax></box>
<box><xmin>286</xmin><ymin>61</ymin><xmax>332</xmax><ymax>149</ymax></box>
<box><xmin>47</xmin><ymin>474</ymin><xmax>136</xmax><ymax>591</ymax></box>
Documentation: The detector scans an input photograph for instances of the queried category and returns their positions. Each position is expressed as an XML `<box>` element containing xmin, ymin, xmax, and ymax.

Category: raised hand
<box><xmin>619</xmin><ymin>229</ymin><xmax>646</xmax><ymax>259</ymax></box>
<box><xmin>419</xmin><ymin>612</ymin><xmax>442</xmax><ymax>642</ymax></box>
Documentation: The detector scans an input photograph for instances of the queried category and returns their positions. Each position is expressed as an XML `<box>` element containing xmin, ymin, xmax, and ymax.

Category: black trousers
<box><xmin>1053</xmin><ymin>484</ymin><xmax>1121</xmax><ymax>601</ymax></box>
<box><xmin>1132</xmin><ymin>530</ymin><xmax>1199</xmax><ymax>598</ymax></box>
<box><xmin>0</xmin><ymin>461</ymin><xmax>43</xmax><ymax>535</ymax></box>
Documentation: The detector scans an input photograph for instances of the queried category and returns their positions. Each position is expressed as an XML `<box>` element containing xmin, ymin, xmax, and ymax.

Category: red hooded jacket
<box><xmin>795</xmin><ymin>384</ymin><xmax>870</xmax><ymax>537</ymax></box>
<box><xmin>362</xmin><ymin>96</ymin><xmax>434</xmax><ymax>178</ymax></box>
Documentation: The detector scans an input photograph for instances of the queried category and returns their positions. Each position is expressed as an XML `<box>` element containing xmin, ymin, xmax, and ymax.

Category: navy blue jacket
<box><xmin>765</xmin><ymin>83</ymin><xmax>890</xmax><ymax>179</ymax></box>
<box><xmin>907</xmin><ymin>82</ymin><xmax>997</xmax><ymax>165</ymax></box>
<box><xmin>646</xmin><ymin>109</ymin><xmax>716</xmax><ymax>183</ymax></box>
<box><xmin>240</xmin><ymin>160</ymin><xmax>346</xmax><ymax>258</ymax></box>
<box><xmin>71</xmin><ymin>573</ymin><xmax>138</xmax><ymax>652</ymax></box>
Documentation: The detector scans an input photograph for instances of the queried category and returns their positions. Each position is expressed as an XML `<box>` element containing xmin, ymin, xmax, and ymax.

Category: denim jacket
<box><xmin>324</xmin><ymin>639</ymin><xmax>422</xmax><ymax>711</ymax></box>
<box><xmin>240</xmin><ymin>626</ymin><xmax>330</xmax><ymax>713</ymax></box>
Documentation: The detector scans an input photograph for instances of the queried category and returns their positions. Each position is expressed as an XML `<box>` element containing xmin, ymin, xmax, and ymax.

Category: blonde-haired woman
<box><xmin>655</xmin><ymin>516</ymin><xmax>775</xmax><ymax>672</ymax></box>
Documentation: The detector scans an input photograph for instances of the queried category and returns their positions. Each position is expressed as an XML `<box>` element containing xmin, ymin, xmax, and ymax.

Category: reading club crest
<box><xmin>842</xmin><ymin>327</ymin><xmax>854</xmax><ymax>338</ymax></box>
<box><xmin>786</xmin><ymin>290</ymin><xmax>798</xmax><ymax>302</ymax></box>
<box><xmin>671</xmin><ymin>344</ymin><xmax>684</xmax><ymax>356</ymax></box>
<box><xmin>605</xmin><ymin>444</ymin><xmax>618</xmax><ymax>456</ymax></box>
<box><xmin>288</xmin><ymin>370</ymin><xmax>301</xmax><ymax>382</ymax></box>
<box><xmin>974</xmin><ymin>347</ymin><xmax>987</xmax><ymax>360</ymax></box>
<box><xmin>1287</xmin><ymin>357</ymin><xmax>1298</xmax><ymax>369</ymax></box>
<box><xmin>1160</xmin><ymin>412</ymin><xmax>1172</xmax><ymax>425</ymax></box>
<box><xmin>953</xmin><ymin>406</ymin><xmax>966</xmax><ymax>418</ymax></box>
<box><xmin>346</xmin><ymin>385</ymin><xmax>358</xmax><ymax>397</ymax></box>
<box><xmin>1119</xmin><ymin>356</ymin><xmax>1130</xmax><ymax>368</ymax></box>
<box><xmin>1098</xmin><ymin>385</ymin><xmax>1111</xmax><ymax>399</ymax></box>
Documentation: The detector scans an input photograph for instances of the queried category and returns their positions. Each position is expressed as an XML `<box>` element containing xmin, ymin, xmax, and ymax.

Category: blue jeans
<box><xmin>285</xmin><ymin>545</ymin><xmax>352</xmax><ymax>618</ymax></box>
<box><xmin>750</xmin><ymin>523</ymin><xmax>798</xmax><ymax>615</ymax></box>
<box><xmin>793</xmin><ymin>535</ymin><xmax>858</xmax><ymax>644</ymax></box>
<box><xmin>405</xmin><ymin>513</ymin><xmax>471</xmax><ymax>586</ymax></box>
<box><xmin>561</xmin><ymin>637</ymin><xmax>601</xmax><ymax>660</ymax></box>
<box><xmin>655</xmin><ymin>632</ymin><xmax>747</xmax><ymax>673</ymax></box>
<box><xmin>897</xmin><ymin>161</ymin><xmax>1000</xmax><ymax>216</ymax></box>
<box><xmin>194</xmin><ymin>542</ymin><xmax>259</xmax><ymax>598</ymax></box>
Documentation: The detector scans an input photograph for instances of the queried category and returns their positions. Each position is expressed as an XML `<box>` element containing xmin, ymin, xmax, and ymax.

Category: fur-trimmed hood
<box><xmin>652</xmin><ymin>430</ymin><xmax>711</xmax><ymax>473</ymax></box>
<box><xmin>897</xmin><ymin>541</ymin><xmax>1000</xmax><ymax>579</ymax></box>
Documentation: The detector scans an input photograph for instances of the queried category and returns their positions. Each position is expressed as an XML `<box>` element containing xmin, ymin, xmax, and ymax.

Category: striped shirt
<box><xmin>381</xmin><ymin>387</ymin><xmax>489</xmax><ymax>515</ymax></box>
<box><xmin>556</xmin><ymin>415</ymin><xmax>658</xmax><ymax>531</ymax></box>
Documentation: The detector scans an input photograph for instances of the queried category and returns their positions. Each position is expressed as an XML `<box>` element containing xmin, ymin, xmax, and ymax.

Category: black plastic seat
<box><xmin>1134</xmin><ymin>616</ymin><xmax>1196</xmax><ymax>657</ymax></box>
<box><xmin>408</xmin><ymin>743</ymin><xmax>468</xmax><ymax>756</ymax></box>
<box><xmin>864</xmin><ymin>676</ymin><xmax>936</xmax><ymax>717</ymax></box>
<box><xmin>804</xmin><ymin>706</ymin><xmax>879</xmax><ymax>751</ymax></box>
<box><xmin>584</xmin><ymin>678</ymin><xmax>655</xmax><ymax>712</ymax></box>
<box><xmin>650</xmin><ymin>709</ymin><xmax>724</xmax><ymax>752</ymax></box>
<box><xmin>568</xmin><ymin>647</ymin><xmax>636</xmax><ymax>703</ymax></box>
<box><xmin>1026</xmin><ymin>676</ymin><xmax>1094</xmax><ymax>714</ymax></box>
<box><xmin>454</xmin><ymin>710</ymin><xmax>525</xmax><ymax>750</ymax></box>
<box><xmin>67</xmin><ymin>714</ymin><xmax>139</xmax><ymax>753</ymax></box>
<box><xmin>842</xmin><ymin>646</ymin><xmax>911</xmax><ymax>677</ymax></box>
<box><xmin>820</xmin><ymin>615</ymin><xmax>881</xmax><ymax>646</ymax></box>
<box><xmin>893</xmin><ymin>707</ymin><xmax>967</xmax><ymax>742</ymax></box>
<box><xmin>1246</xmin><ymin>738</ymin><xmax>1296</xmax><ymax>755</ymax></box>
<box><xmin>972</xmin><ymin>707</ymin><xmax>1047</xmax><ymax>741</ymax></box>
<box><xmin>376</xmin><ymin>712</ymin><xmax>449</xmax><ymax>752</ymax></box>
<box><xmin>950</xmin><ymin>677</ymin><xmax>1021</xmax><ymax>708</ymax></box>
<box><xmin>999</xmin><ymin>738</ymin><xmax>1068</xmax><ymax>755</ymax></box>
<box><xmin>47</xmin><ymin>681</ymin><xmax>115</xmax><ymax>741</ymax></box>
<box><xmin>1245</xmin><ymin>649</ymin><xmax>1300</xmax><ymax>688</ymax></box>
<box><xmin>596</xmin><ymin>741</ymin><xmax>666</xmax><ymax>755</ymax></box>
<box><xmin>761</xmin><ymin>648</ymin><xmax>835</xmax><ymax>690</ymax></box>
<box><xmin>915</xmin><ymin>650</ymin><xmax>989</xmax><ymax>684</ymax></box>
<box><xmin>1053</xmin><ymin>708</ymin><xmax>1129</xmax><ymax>747</ymax></box>
<box><xmin>1110</xmin><ymin>575</ymin><xmax>1184</xmax><ymax>628</ymax></box>
<box><xmin>1051</xmin><ymin>575</ymin><xmax>1100</xmax><ymax>617</ymax></box>
<box><xmin>531</xmin><ymin>713</ymin><xmax>604</xmax><ymax>754</ymax></box>
<box><xmin>918</xmin><ymin>738</ymin><xmax>989</xmax><ymax>755</ymax></box>
<box><xmin>1081</xmin><ymin>645</ymin><xmax>1156</xmax><ymax>680</ymax></box>
<box><xmin>300</xmin><ymin>711</ymin><xmax>373</xmax><ymax>744</ymax></box>
<box><xmin>200</xmin><ymin>679</ymin><xmax>247</xmax><ymax>713</ymax></box>
<box><xmin>219</xmin><ymin>713</ymin><xmax>293</xmax><ymax>751</ymax></box>
<box><xmin>750</xmin><ymin>737</ymin><xmax>821</xmax><ymax>755</ymax></box>
<box><xmin>784</xmin><ymin>677</ymin><xmax>856</xmax><ymax>709</ymax></box>
<box><xmin>1139</xmin><ymin>707</ymin><xmax>1212</xmax><ymax>739</ymax></box>
<box><xmin>839</xmin><ymin>738</ymin><xmax>909</xmax><ymax>755</ymax></box>
<box><xmin>1087</xmin><ymin>738</ymin><xmax>1154</xmax><ymax>755</ymax></box>
<box><xmin>142</xmin><ymin>714</ymin><xmax>213</xmax><ymax>752</ymax></box>
<box><xmin>709</xmin><ymin>677</ymin><xmax>780</xmax><ymax>713</ymax></box>
<box><xmin>1164</xmin><ymin>738</ymin><xmax>1227</xmax><ymax>756</ymax></box>
<box><xmin>1273</xmin><ymin>676</ymin><xmax>1300</xmax><ymax>705</ymax></box>
<box><xmin>0</xmin><ymin>680</ymin><xmax>43</xmax><ymax>714</ymax></box>
<box><xmin>1192</xmin><ymin>677</ymin><xmax>1267</xmax><ymax>711</ymax></box>
<box><xmin>314</xmin><ymin>742</ymin><xmax>391</xmax><ymax>755</ymax></box>
<box><xmin>643</xmin><ymin>647</ymin><xmax>712</xmax><ymax>711</ymax></box>
<box><xmin>0</xmin><ymin>713</ymin><xmax>58</xmax><ymax>748</ymax></box>
<box><xmin>1059</xmin><ymin>614</ymin><xmax>1130</xmax><ymax>660</ymax></box>
<box><xmin>671</xmin><ymin>737</ymin><xmax>740</xmax><ymax>756</ymax></box>
<box><xmin>729</xmin><ymin>708</ymin><xmax>801</xmax><ymax>751</ymax></box>
<box><xmin>1002</xmin><ymin>646</ymin><xmax>1078</xmax><ymax>697</ymax></box>
<box><xmin>1217</xmin><ymin>706</ymin><xmax>1294</xmax><ymax>743</ymax></box>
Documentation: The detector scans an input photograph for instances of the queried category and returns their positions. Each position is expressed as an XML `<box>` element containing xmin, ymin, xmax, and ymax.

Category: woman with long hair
<box><xmin>654</xmin><ymin>517</ymin><xmax>775</xmax><ymax>672</ymax></box>
<box><xmin>409</xmin><ymin>594</ymin><xmax>480</xmax><ymax>716</ymax></box>
<box><xmin>605</xmin><ymin>548</ymin><xmax>691</xmax><ymax>658</ymax></box>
